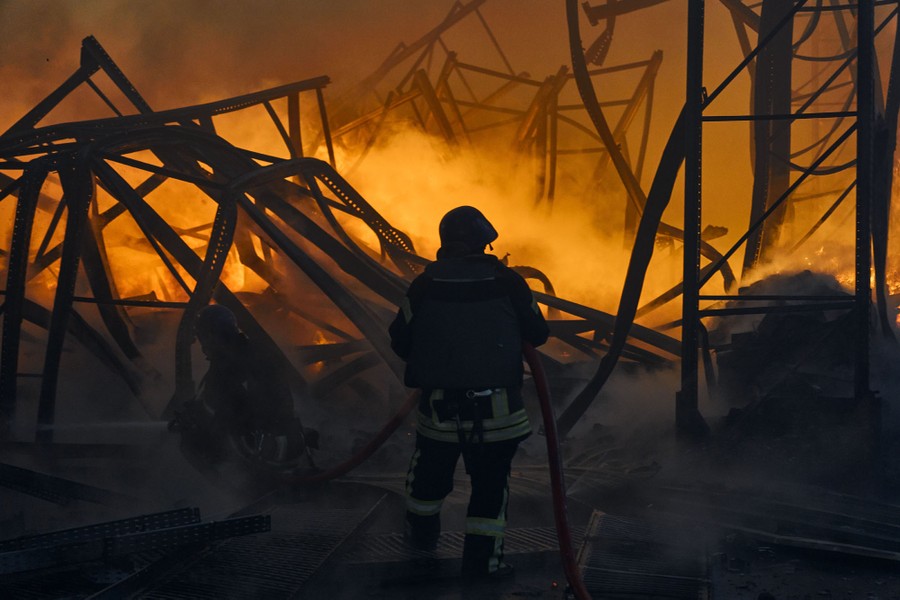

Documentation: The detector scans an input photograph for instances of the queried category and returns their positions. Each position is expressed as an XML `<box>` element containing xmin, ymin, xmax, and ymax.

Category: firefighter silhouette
<box><xmin>389</xmin><ymin>206</ymin><xmax>549</xmax><ymax>579</ymax></box>
<box><xmin>171</xmin><ymin>304</ymin><xmax>315</xmax><ymax>470</ymax></box>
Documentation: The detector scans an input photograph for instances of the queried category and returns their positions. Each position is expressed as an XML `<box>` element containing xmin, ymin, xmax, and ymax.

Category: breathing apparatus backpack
<box><xmin>404</xmin><ymin>259</ymin><xmax>523</xmax><ymax>390</ymax></box>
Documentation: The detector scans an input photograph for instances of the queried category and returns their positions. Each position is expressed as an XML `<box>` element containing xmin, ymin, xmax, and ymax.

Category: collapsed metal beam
<box><xmin>0</xmin><ymin>28</ymin><xmax>694</xmax><ymax>450</ymax></box>
<box><xmin>0</xmin><ymin>75</ymin><xmax>331</xmax><ymax>159</ymax></box>
<box><xmin>557</xmin><ymin>0</ymin><xmax>732</xmax><ymax>437</ymax></box>
<box><xmin>0</xmin><ymin>166</ymin><xmax>47</xmax><ymax>425</ymax></box>
<box><xmin>37</xmin><ymin>155</ymin><xmax>98</xmax><ymax>442</ymax></box>
<box><xmin>0</xmin><ymin>462</ymin><xmax>134</xmax><ymax>507</ymax></box>
<box><xmin>743</xmin><ymin>1</ymin><xmax>795</xmax><ymax>275</ymax></box>
<box><xmin>336</xmin><ymin>0</ymin><xmax>489</xmax><ymax>113</ymax></box>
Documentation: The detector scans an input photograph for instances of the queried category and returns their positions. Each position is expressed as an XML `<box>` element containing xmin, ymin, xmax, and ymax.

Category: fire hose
<box><xmin>281</xmin><ymin>389</ymin><xmax>420</xmax><ymax>485</ymax></box>
<box><xmin>523</xmin><ymin>342</ymin><xmax>592</xmax><ymax>600</ymax></box>
<box><xmin>276</xmin><ymin>344</ymin><xmax>590</xmax><ymax>597</ymax></box>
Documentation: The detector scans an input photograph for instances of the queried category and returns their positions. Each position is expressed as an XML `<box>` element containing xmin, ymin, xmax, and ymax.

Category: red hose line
<box><xmin>523</xmin><ymin>342</ymin><xmax>592</xmax><ymax>600</ymax></box>
<box><xmin>282</xmin><ymin>390</ymin><xmax>420</xmax><ymax>485</ymax></box>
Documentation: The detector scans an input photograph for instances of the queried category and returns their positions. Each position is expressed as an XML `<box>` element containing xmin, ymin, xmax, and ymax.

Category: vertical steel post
<box><xmin>0</xmin><ymin>169</ymin><xmax>45</xmax><ymax>435</ymax></box>
<box><xmin>315</xmin><ymin>88</ymin><xmax>337</xmax><ymax>169</ymax></box>
<box><xmin>679</xmin><ymin>0</ymin><xmax>705</xmax><ymax>435</ymax></box>
<box><xmin>288</xmin><ymin>93</ymin><xmax>303</xmax><ymax>159</ymax></box>
<box><xmin>856</xmin><ymin>0</ymin><xmax>873</xmax><ymax>400</ymax></box>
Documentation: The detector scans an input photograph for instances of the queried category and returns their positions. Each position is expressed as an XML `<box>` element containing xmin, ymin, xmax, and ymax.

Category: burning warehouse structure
<box><xmin>2</xmin><ymin>1</ymin><xmax>900</xmax><ymax>598</ymax></box>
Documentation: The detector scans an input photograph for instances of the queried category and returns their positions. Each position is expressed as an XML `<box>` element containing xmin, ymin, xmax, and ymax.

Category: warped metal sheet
<box><xmin>577</xmin><ymin>511</ymin><xmax>707</xmax><ymax>599</ymax></box>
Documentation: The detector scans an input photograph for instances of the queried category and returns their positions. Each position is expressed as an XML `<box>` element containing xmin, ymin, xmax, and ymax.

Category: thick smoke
<box><xmin>0</xmin><ymin>1</ymin><xmax>567</xmax><ymax>122</ymax></box>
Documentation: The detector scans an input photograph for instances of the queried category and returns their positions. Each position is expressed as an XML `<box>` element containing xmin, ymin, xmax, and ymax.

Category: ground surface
<box><xmin>4</xmin><ymin>392</ymin><xmax>900</xmax><ymax>598</ymax></box>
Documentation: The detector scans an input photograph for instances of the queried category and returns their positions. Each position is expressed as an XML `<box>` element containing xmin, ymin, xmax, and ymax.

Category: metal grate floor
<box><xmin>135</xmin><ymin>503</ymin><xmax>381</xmax><ymax>599</ymax></box>
<box><xmin>344</xmin><ymin>526</ymin><xmax>585</xmax><ymax>564</ymax></box>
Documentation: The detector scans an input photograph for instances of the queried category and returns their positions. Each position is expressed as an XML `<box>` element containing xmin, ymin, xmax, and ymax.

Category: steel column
<box><xmin>679</xmin><ymin>0</ymin><xmax>705</xmax><ymax>436</ymax></box>
<box><xmin>856</xmin><ymin>0</ymin><xmax>874</xmax><ymax>399</ymax></box>
<box><xmin>36</xmin><ymin>157</ymin><xmax>95</xmax><ymax>443</ymax></box>
<box><xmin>0</xmin><ymin>168</ymin><xmax>46</xmax><ymax>432</ymax></box>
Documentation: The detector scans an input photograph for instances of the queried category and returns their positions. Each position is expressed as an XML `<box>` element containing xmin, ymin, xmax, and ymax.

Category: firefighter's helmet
<box><xmin>438</xmin><ymin>206</ymin><xmax>498</xmax><ymax>251</ymax></box>
<box><xmin>195</xmin><ymin>304</ymin><xmax>239</xmax><ymax>342</ymax></box>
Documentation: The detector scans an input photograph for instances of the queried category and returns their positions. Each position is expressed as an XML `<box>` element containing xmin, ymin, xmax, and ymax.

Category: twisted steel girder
<box><xmin>0</xmin><ymin>165</ymin><xmax>47</xmax><ymax>424</ymax></box>
<box><xmin>744</xmin><ymin>0</ymin><xmax>795</xmax><ymax>275</ymax></box>
<box><xmin>1</xmin><ymin>119</ymin><xmax>683</xmax><ymax>443</ymax></box>
<box><xmin>223</xmin><ymin>158</ymin><xmax>407</xmax><ymax>382</ymax></box>
<box><xmin>558</xmin><ymin>0</ymin><xmax>733</xmax><ymax>436</ymax></box>
<box><xmin>81</xmin><ymin>212</ymin><xmax>142</xmax><ymax>361</ymax></box>
<box><xmin>298</xmin><ymin>160</ymin><xmax>419</xmax><ymax>277</ymax></box>
<box><xmin>83</xmin><ymin>127</ymin><xmax>414</xmax><ymax>424</ymax></box>
<box><xmin>36</xmin><ymin>153</ymin><xmax>97</xmax><ymax>442</ymax></box>
<box><xmin>872</xmin><ymin>9</ymin><xmax>900</xmax><ymax>340</ymax></box>
<box><xmin>0</xmin><ymin>76</ymin><xmax>331</xmax><ymax>160</ymax></box>
<box><xmin>0</xmin><ymin>23</ymin><xmax>693</xmax><ymax>446</ymax></box>
<box><xmin>85</xmin><ymin>131</ymin><xmax>314</xmax><ymax>420</ymax></box>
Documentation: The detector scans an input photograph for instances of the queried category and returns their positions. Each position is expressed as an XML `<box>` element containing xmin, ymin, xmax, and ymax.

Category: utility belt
<box><xmin>431</xmin><ymin>388</ymin><xmax>495</xmax><ymax>422</ymax></box>
<box><xmin>429</xmin><ymin>388</ymin><xmax>497</xmax><ymax>473</ymax></box>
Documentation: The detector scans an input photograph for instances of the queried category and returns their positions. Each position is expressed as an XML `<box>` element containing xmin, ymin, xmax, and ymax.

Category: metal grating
<box><xmin>0</xmin><ymin>508</ymin><xmax>200</xmax><ymax>552</ymax></box>
<box><xmin>582</xmin><ymin>513</ymin><xmax>661</xmax><ymax>543</ymax></box>
<box><xmin>0</xmin><ymin>570</ymin><xmax>105</xmax><ymax>600</ymax></box>
<box><xmin>0</xmin><ymin>550</ymin><xmax>172</xmax><ymax>600</ymax></box>
<box><xmin>344</xmin><ymin>526</ymin><xmax>585</xmax><ymax>564</ymax></box>
<box><xmin>134</xmin><ymin>504</ymin><xmax>381</xmax><ymax>599</ymax></box>
<box><xmin>0</xmin><ymin>511</ymin><xmax>270</xmax><ymax>600</ymax></box>
<box><xmin>105</xmin><ymin>515</ymin><xmax>271</xmax><ymax>556</ymax></box>
<box><xmin>268</xmin><ymin>505</ymin><xmax>369</xmax><ymax>534</ymax></box>
<box><xmin>577</xmin><ymin>511</ymin><xmax>707</xmax><ymax>600</ymax></box>
<box><xmin>0</xmin><ymin>541</ymin><xmax>104</xmax><ymax>576</ymax></box>
<box><xmin>0</xmin><ymin>515</ymin><xmax>267</xmax><ymax>576</ymax></box>
<box><xmin>0</xmin><ymin>509</ymin><xmax>204</xmax><ymax>575</ymax></box>
<box><xmin>136</xmin><ymin>534</ymin><xmax>337</xmax><ymax>599</ymax></box>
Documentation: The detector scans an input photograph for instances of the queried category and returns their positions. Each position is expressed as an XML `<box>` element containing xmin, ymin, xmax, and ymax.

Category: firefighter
<box><xmin>389</xmin><ymin>205</ymin><xmax>549</xmax><ymax>580</ymax></box>
<box><xmin>172</xmin><ymin>304</ymin><xmax>312</xmax><ymax>466</ymax></box>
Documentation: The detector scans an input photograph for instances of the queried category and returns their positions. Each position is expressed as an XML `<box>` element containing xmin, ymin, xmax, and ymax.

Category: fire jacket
<box><xmin>389</xmin><ymin>253</ymin><xmax>550</xmax><ymax>443</ymax></box>
<box><xmin>198</xmin><ymin>334</ymin><xmax>295</xmax><ymax>434</ymax></box>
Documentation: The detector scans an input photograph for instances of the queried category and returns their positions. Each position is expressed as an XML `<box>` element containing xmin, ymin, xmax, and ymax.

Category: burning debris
<box><xmin>1</xmin><ymin>1</ymin><xmax>900</xmax><ymax>598</ymax></box>
<box><xmin>0</xmin><ymin>29</ymin><xmax>678</xmax><ymax>470</ymax></box>
<box><xmin>712</xmin><ymin>270</ymin><xmax>857</xmax><ymax>407</ymax></box>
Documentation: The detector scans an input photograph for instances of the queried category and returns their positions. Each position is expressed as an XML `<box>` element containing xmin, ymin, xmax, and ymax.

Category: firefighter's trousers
<box><xmin>405</xmin><ymin>433</ymin><xmax>520</xmax><ymax>575</ymax></box>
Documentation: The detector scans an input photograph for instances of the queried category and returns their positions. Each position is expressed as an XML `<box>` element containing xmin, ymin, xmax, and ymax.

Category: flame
<box><xmin>8</xmin><ymin>100</ymin><xmax>899</xmax><ymax>347</ymax></box>
<box><xmin>3</xmin><ymin>3</ymin><xmax>900</xmax><ymax>354</ymax></box>
<box><xmin>306</xmin><ymin>329</ymin><xmax>330</xmax><ymax>376</ymax></box>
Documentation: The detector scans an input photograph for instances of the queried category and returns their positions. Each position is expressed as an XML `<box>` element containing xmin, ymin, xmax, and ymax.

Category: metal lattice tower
<box><xmin>679</xmin><ymin>0</ymin><xmax>883</xmax><ymax>434</ymax></box>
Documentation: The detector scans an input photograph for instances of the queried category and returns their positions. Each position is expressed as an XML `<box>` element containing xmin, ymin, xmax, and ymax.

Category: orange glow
<box><xmin>306</xmin><ymin>330</ymin><xmax>330</xmax><ymax>376</ymax></box>
<box><xmin>3</xmin><ymin>2</ymin><xmax>900</xmax><ymax>353</ymax></box>
<box><xmin>5</xmin><ymin>102</ymin><xmax>897</xmax><ymax>346</ymax></box>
